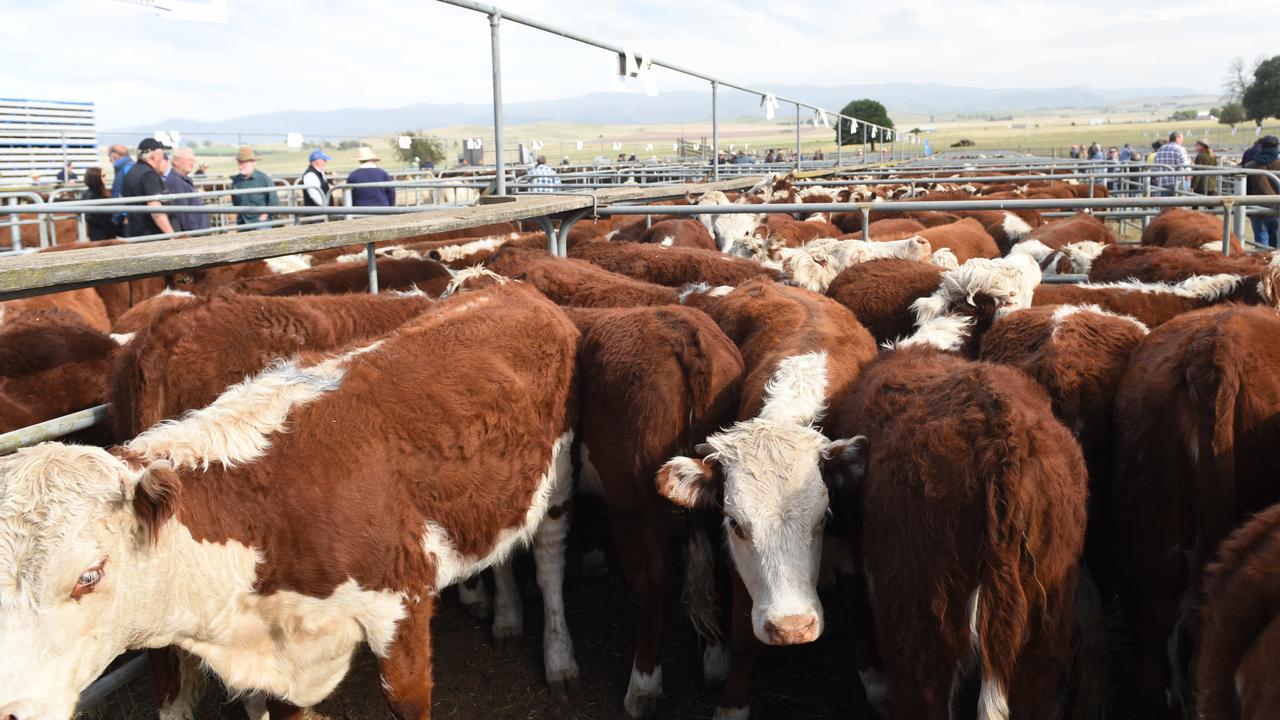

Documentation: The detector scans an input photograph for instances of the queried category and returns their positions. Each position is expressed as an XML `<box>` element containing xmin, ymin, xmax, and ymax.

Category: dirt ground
<box><xmin>89</xmin><ymin>528</ymin><xmax>873</xmax><ymax>720</ymax></box>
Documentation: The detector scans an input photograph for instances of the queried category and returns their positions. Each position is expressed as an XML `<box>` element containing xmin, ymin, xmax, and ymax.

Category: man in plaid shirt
<box><xmin>528</xmin><ymin>155</ymin><xmax>560</xmax><ymax>193</ymax></box>
<box><xmin>1153</xmin><ymin>131</ymin><xmax>1191</xmax><ymax>193</ymax></box>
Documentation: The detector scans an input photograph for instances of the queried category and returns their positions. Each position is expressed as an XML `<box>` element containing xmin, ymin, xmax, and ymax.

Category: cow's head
<box><xmin>655</xmin><ymin>352</ymin><xmax>866</xmax><ymax>646</ymax></box>
<box><xmin>0</xmin><ymin>444</ymin><xmax>173</xmax><ymax>719</ymax></box>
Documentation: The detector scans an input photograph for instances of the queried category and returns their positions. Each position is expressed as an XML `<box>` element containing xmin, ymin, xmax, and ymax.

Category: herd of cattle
<box><xmin>3</xmin><ymin>169</ymin><xmax>1280</xmax><ymax>720</ymax></box>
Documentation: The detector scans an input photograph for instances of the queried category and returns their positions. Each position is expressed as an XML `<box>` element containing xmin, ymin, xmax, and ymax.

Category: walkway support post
<box><xmin>711</xmin><ymin>80</ymin><xmax>719</xmax><ymax>181</ymax></box>
<box><xmin>489</xmin><ymin>10</ymin><xmax>506</xmax><ymax>196</ymax></box>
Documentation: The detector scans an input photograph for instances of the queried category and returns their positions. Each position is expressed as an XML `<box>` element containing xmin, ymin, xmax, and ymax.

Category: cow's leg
<box><xmin>605</xmin><ymin>499</ymin><xmax>667</xmax><ymax>718</ymax></box>
<box><xmin>378</xmin><ymin>594</ymin><xmax>436</xmax><ymax>720</ymax></box>
<box><xmin>533</xmin><ymin>485</ymin><xmax>579</xmax><ymax>699</ymax></box>
<box><xmin>241</xmin><ymin>695</ymin><xmax>269</xmax><ymax>720</ymax></box>
<box><xmin>1008</xmin><ymin>573</ymin><xmax>1080</xmax><ymax>720</ymax></box>
<box><xmin>264</xmin><ymin>699</ymin><xmax>303</xmax><ymax>720</ymax></box>
<box><xmin>714</xmin><ymin>571</ymin><xmax>763</xmax><ymax>720</ymax></box>
<box><xmin>149</xmin><ymin>647</ymin><xmax>204</xmax><ymax>720</ymax></box>
<box><xmin>490</xmin><ymin>557</ymin><xmax>523</xmax><ymax>652</ymax></box>
<box><xmin>457</xmin><ymin>574</ymin><xmax>492</xmax><ymax>620</ymax></box>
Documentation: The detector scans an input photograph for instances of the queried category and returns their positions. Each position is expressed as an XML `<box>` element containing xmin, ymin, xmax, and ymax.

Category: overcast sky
<box><xmin>2</xmin><ymin>0</ymin><xmax>1277</xmax><ymax>128</ymax></box>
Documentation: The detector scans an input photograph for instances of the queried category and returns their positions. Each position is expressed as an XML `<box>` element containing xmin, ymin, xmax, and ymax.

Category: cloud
<box><xmin>1</xmin><ymin>0</ymin><xmax>1276</xmax><ymax>128</ymax></box>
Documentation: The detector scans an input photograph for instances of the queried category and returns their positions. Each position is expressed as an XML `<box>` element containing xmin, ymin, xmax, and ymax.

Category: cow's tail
<box><xmin>682</xmin><ymin>511</ymin><xmax>723</xmax><ymax>645</ymax></box>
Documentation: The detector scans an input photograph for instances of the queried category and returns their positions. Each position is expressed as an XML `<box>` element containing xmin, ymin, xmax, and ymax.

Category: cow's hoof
<box><xmin>623</xmin><ymin>665</ymin><xmax>663</xmax><ymax>718</ymax></box>
<box><xmin>702</xmin><ymin>643</ymin><xmax>729</xmax><ymax>688</ymax></box>
<box><xmin>546</xmin><ymin>665</ymin><xmax>580</xmax><ymax>703</ymax></box>
<box><xmin>492</xmin><ymin>624</ymin><xmax>523</xmax><ymax>655</ymax></box>
<box><xmin>580</xmin><ymin>548</ymin><xmax>609</xmax><ymax>579</ymax></box>
<box><xmin>713</xmin><ymin>706</ymin><xmax>750</xmax><ymax>720</ymax></box>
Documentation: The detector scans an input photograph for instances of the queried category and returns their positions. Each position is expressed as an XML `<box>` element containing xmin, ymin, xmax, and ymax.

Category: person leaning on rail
<box><xmin>230</xmin><ymin>146</ymin><xmax>279</xmax><ymax>230</ymax></box>
<box><xmin>164</xmin><ymin>146</ymin><xmax>210</xmax><ymax>233</ymax></box>
<box><xmin>120</xmin><ymin>138</ymin><xmax>174</xmax><ymax>239</ymax></box>
<box><xmin>301</xmin><ymin>149</ymin><xmax>333</xmax><ymax>215</ymax></box>
<box><xmin>527</xmin><ymin>155</ymin><xmax>560</xmax><ymax>193</ymax></box>
<box><xmin>1244</xmin><ymin>135</ymin><xmax>1280</xmax><ymax>249</ymax></box>
<box><xmin>346</xmin><ymin>146</ymin><xmax>395</xmax><ymax>207</ymax></box>
<box><xmin>80</xmin><ymin>167</ymin><xmax>117</xmax><ymax>241</ymax></box>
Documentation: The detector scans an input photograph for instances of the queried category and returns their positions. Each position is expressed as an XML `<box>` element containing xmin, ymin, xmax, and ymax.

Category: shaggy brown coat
<box><xmin>569</xmin><ymin>240</ymin><xmax>780</xmax><ymax>287</ymax></box>
<box><xmin>487</xmin><ymin>246</ymin><xmax>679</xmax><ymax>307</ymax></box>
<box><xmin>826</xmin><ymin>259</ymin><xmax>944</xmax><ymax>345</ymax></box>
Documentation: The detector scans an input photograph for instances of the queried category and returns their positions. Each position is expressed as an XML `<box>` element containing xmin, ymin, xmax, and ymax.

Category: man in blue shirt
<box><xmin>108</xmin><ymin>143</ymin><xmax>134</xmax><ymax>235</ymax></box>
<box><xmin>346</xmin><ymin>147</ymin><xmax>395</xmax><ymax>206</ymax></box>
<box><xmin>164</xmin><ymin>147</ymin><xmax>210</xmax><ymax>233</ymax></box>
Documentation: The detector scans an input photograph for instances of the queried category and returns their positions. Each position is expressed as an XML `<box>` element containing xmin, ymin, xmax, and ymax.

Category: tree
<box><xmin>1217</xmin><ymin>102</ymin><xmax>1246</xmax><ymax>127</ymax></box>
<box><xmin>1223</xmin><ymin>57</ymin><xmax>1251</xmax><ymax>103</ymax></box>
<box><xmin>835</xmin><ymin>99</ymin><xmax>894</xmax><ymax>149</ymax></box>
<box><xmin>389</xmin><ymin>130</ymin><xmax>446</xmax><ymax>167</ymax></box>
<box><xmin>1169</xmin><ymin>109</ymin><xmax>1198</xmax><ymax>121</ymax></box>
<box><xmin>1243</xmin><ymin>55</ymin><xmax>1280</xmax><ymax>126</ymax></box>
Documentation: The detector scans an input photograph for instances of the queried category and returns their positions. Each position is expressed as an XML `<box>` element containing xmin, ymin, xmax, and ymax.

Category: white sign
<box><xmin>644</xmin><ymin>143</ymin><xmax>653</xmax><ymax>152</ymax></box>
<box><xmin>575</xmin><ymin>140</ymin><xmax>584</xmax><ymax>150</ymax></box>
<box><xmin>167</xmin><ymin>130</ymin><xmax>182</xmax><ymax>146</ymax></box>
<box><xmin>398</xmin><ymin>136</ymin><xmax>412</xmax><ymax>150</ymax></box>
<box><xmin>612</xmin><ymin>142</ymin><xmax>622</xmax><ymax>151</ymax></box>
<box><xmin>152</xmin><ymin>130</ymin><xmax>173</xmax><ymax>146</ymax></box>
<box><xmin>286</xmin><ymin>132</ymin><xmax>304</xmax><ymax>149</ymax></box>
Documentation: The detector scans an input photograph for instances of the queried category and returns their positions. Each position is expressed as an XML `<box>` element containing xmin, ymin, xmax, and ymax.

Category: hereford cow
<box><xmin>696</xmin><ymin>191</ymin><xmax>763</xmax><ymax>251</ymax></box>
<box><xmin>1026</xmin><ymin>212</ymin><xmax>1117</xmax><ymax>249</ymax></box>
<box><xmin>916</xmin><ymin>218</ymin><xmax>1001</xmax><ymax>264</ymax></box>
<box><xmin>109</xmin><ymin>289</ymin><xmax>197</xmax><ymax>338</ymax></box>
<box><xmin>825</xmin><ymin>348</ymin><xmax>1089</xmax><ymax>719</ymax></box>
<box><xmin>110</xmin><ymin>292</ymin><xmax>434</xmax><ymax>441</ymax></box>
<box><xmin>947</xmin><ymin>210</ymin><xmax>1035</xmax><ymax>255</ymax></box>
<box><xmin>1088</xmin><ymin>244</ymin><xmax>1272</xmax><ymax>283</ymax></box>
<box><xmin>1</xmin><ymin>287</ymin><xmax>111</xmax><ymax>333</ymax></box>
<box><xmin>637</xmin><ymin>218</ymin><xmax>718</xmax><ymax>252</ymax></box>
<box><xmin>841</xmin><ymin>218</ymin><xmax>926</xmax><ymax>241</ymax></box>
<box><xmin>227</xmin><ymin>257</ymin><xmax>453</xmax><ymax>297</ymax></box>
<box><xmin>1194</xmin><ymin>501</ymin><xmax>1280</xmax><ymax>719</ymax></box>
<box><xmin>568</xmin><ymin>306</ymin><xmax>744</xmax><ymax>717</ymax></box>
<box><xmin>569</xmin><ymin>240</ymin><xmax>780</xmax><ymax>287</ymax></box>
<box><xmin>0</xmin><ymin>282</ymin><xmax>580</xmax><ymax>720</ymax></box>
<box><xmin>487</xmin><ymin>247</ymin><xmax>679</xmax><ymax>307</ymax></box>
<box><xmin>908</xmin><ymin>253</ymin><xmax>1043</xmax><ymax>354</ymax></box>
<box><xmin>779</xmin><ymin>236</ymin><xmax>933</xmax><ymax>293</ymax></box>
<box><xmin>1031</xmin><ymin>272</ymin><xmax>1278</xmax><ymax>328</ymax></box>
<box><xmin>1114</xmin><ymin>305</ymin><xmax>1280</xmax><ymax>717</ymax></box>
<box><xmin>825</xmin><ymin>258</ymin><xmax>945</xmax><ymax>345</ymax></box>
<box><xmin>979</xmin><ymin>304</ymin><xmax>1148</xmax><ymax>596</ymax></box>
<box><xmin>1142</xmin><ymin>207</ymin><xmax>1244</xmax><ymax>255</ymax></box>
<box><xmin>0</xmin><ymin>310</ymin><xmax>116</xmax><ymax>434</ymax></box>
<box><xmin>661</xmin><ymin>280</ymin><xmax>876</xmax><ymax>719</ymax></box>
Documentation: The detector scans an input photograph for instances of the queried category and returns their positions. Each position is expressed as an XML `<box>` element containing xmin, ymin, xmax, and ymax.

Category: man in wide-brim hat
<box><xmin>230</xmin><ymin>145</ymin><xmax>278</xmax><ymax>229</ymax></box>
<box><xmin>346</xmin><ymin>146</ymin><xmax>395</xmax><ymax>207</ymax></box>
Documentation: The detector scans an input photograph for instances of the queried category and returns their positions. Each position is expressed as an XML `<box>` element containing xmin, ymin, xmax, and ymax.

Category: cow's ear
<box><xmin>656</xmin><ymin>456</ymin><xmax>719</xmax><ymax>510</ymax></box>
<box><xmin>133</xmin><ymin>460</ymin><xmax>181</xmax><ymax>545</ymax></box>
<box><xmin>821</xmin><ymin>436</ymin><xmax>867</xmax><ymax>492</ymax></box>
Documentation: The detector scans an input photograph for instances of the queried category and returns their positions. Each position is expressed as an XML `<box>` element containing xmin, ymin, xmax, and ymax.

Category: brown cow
<box><xmin>227</xmin><ymin>257</ymin><xmax>453</xmax><ymax>297</ymax></box>
<box><xmin>1088</xmin><ymin>244</ymin><xmax>1272</xmax><ymax>283</ymax></box>
<box><xmin>637</xmin><ymin>218</ymin><xmax>718</xmax><ymax>252</ymax></box>
<box><xmin>825</xmin><ymin>348</ymin><xmax>1088</xmax><ymax>719</ymax></box>
<box><xmin>1</xmin><ymin>288</ymin><xmax>111</xmax><ymax>333</ymax></box>
<box><xmin>825</xmin><ymin>258</ymin><xmax>944</xmax><ymax>345</ymax></box>
<box><xmin>569</xmin><ymin>240</ymin><xmax>780</xmax><ymax>288</ymax></box>
<box><xmin>110</xmin><ymin>292</ymin><xmax>434</xmax><ymax>441</ymax></box>
<box><xmin>1195</xmin><ymin>501</ymin><xmax>1280</xmax><ymax>720</ymax></box>
<box><xmin>916</xmin><ymin>218</ymin><xmax>1001</xmax><ymax>264</ymax></box>
<box><xmin>110</xmin><ymin>289</ymin><xmax>197</xmax><ymax>336</ymax></box>
<box><xmin>487</xmin><ymin>246</ymin><xmax>679</xmax><ymax>307</ymax></box>
<box><xmin>0</xmin><ymin>310</ymin><xmax>116</xmax><ymax>434</ymax></box>
<box><xmin>1114</xmin><ymin>305</ymin><xmax>1280</xmax><ymax>718</ymax></box>
<box><xmin>1032</xmin><ymin>272</ymin><xmax>1278</xmax><ymax>328</ymax></box>
<box><xmin>1142</xmin><ymin>208</ymin><xmax>1244</xmax><ymax>255</ymax></box>
<box><xmin>841</xmin><ymin>218</ymin><xmax>926</xmax><ymax>241</ymax></box>
<box><xmin>979</xmin><ymin>304</ymin><xmax>1149</xmax><ymax>596</ymax></box>
<box><xmin>1027</xmin><ymin>212</ymin><xmax>1117</xmax><ymax>249</ymax></box>
<box><xmin>947</xmin><ymin>210</ymin><xmax>1036</xmax><ymax>255</ymax></box>
<box><xmin>0</xmin><ymin>282</ymin><xmax>581</xmax><ymax>719</ymax></box>
<box><xmin>661</xmin><ymin>280</ymin><xmax>875</xmax><ymax>719</ymax></box>
<box><xmin>567</xmin><ymin>305</ymin><xmax>744</xmax><ymax>717</ymax></box>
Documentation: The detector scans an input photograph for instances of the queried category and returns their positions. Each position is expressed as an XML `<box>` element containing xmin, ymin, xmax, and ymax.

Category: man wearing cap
<box><xmin>1244</xmin><ymin>135</ymin><xmax>1280</xmax><ymax>248</ymax></box>
<box><xmin>164</xmin><ymin>146</ymin><xmax>210</xmax><ymax>233</ymax></box>
<box><xmin>120</xmin><ymin>138</ymin><xmax>174</xmax><ymax>238</ymax></box>
<box><xmin>230</xmin><ymin>146</ymin><xmax>278</xmax><ymax>228</ymax></box>
<box><xmin>345</xmin><ymin>146</ymin><xmax>394</xmax><ymax>207</ymax></box>
<box><xmin>301</xmin><ymin>149</ymin><xmax>333</xmax><ymax>212</ymax></box>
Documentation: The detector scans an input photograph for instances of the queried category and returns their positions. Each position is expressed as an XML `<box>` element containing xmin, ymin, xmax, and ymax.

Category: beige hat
<box><xmin>235</xmin><ymin>146</ymin><xmax>257</xmax><ymax>163</ymax></box>
<box><xmin>353</xmin><ymin>146</ymin><xmax>380</xmax><ymax>163</ymax></box>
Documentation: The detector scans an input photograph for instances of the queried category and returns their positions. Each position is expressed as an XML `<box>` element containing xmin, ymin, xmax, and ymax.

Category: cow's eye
<box><xmin>72</xmin><ymin>563</ymin><xmax>105</xmax><ymax>600</ymax></box>
<box><xmin>726</xmin><ymin>516</ymin><xmax>748</xmax><ymax>541</ymax></box>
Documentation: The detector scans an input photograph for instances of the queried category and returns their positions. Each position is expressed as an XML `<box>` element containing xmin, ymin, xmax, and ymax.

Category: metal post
<box><xmin>1141</xmin><ymin>175</ymin><xmax>1152</xmax><ymax>229</ymax></box>
<box><xmin>489</xmin><ymin>11</ymin><xmax>506</xmax><ymax>196</ymax></box>
<box><xmin>860</xmin><ymin>206</ymin><xmax>871</xmax><ymax>240</ymax></box>
<box><xmin>343</xmin><ymin>187</ymin><xmax>354</xmax><ymax>221</ymax></box>
<box><xmin>795</xmin><ymin>104</ymin><xmax>802</xmax><ymax>171</ymax></box>
<box><xmin>1221</xmin><ymin>199</ymin><xmax>1234</xmax><ymax>256</ymax></box>
<box><xmin>366</xmin><ymin>242</ymin><xmax>380</xmax><ymax>293</ymax></box>
<box><xmin>1234</xmin><ymin>202</ymin><xmax>1247</xmax><ymax>245</ymax></box>
<box><xmin>711</xmin><ymin>80</ymin><xmax>719</xmax><ymax>181</ymax></box>
<box><xmin>7</xmin><ymin>197</ymin><xmax>19</xmax><ymax>252</ymax></box>
<box><xmin>836</xmin><ymin>119</ymin><xmax>842</xmax><ymax>167</ymax></box>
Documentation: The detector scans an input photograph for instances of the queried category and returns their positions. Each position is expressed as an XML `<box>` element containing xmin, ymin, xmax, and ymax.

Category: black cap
<box><xmin>137</xmin><ymin>137</ymin><xmax>171</xmax><ymax>153</ymax></box>
<box><xmin>1262</xmin><ymin>135</ymin><xmax>1280</xmax><ymax>148</ymax></box>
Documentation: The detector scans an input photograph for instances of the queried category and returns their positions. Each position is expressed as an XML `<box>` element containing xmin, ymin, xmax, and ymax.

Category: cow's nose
<box><xmin>763</xmin><ymin>614</ymin><xmax>819</xmax><ymax>645</ymax></box>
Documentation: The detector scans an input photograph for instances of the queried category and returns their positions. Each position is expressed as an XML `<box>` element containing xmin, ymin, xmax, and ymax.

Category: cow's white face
<box><xmin>0</xmin><ymin>444</ymin><xmax>147</xmax><ymax>720</ymax></box>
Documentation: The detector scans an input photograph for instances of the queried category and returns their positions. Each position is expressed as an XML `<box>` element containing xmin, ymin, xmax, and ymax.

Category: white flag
<box><xmin>645</xmin><ymin>143</ymin><xmax>653</xmax><ymax>152</ymax></box>
<box><xmin>762</xmin><ymin>93</ymin><xmax>778</xmax><ymax>121</ymax></box>
<box><xmin>286</xmin><ymin>132</ymin><xmax>304</xmax><ymax>148</ymax></box>
<box><xmin>575</xmin><ymin>140</ymin><xmax>584</xmax><ymax>150</ymax></box>
<box><xmin>612</xmin><ymin>142</ymin><xmax>622</xmax><ymax>151</ymax></box>
<box><xmin>397</xmin><ymin>136</ymin><xmax>411</xmax><ymax>150</ymax></box>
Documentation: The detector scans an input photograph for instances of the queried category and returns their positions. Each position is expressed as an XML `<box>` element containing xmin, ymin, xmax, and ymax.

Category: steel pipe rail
<box><xmin>0</xmin><ymin>404</ymin><xmax>109</xmax><ymax>455</ymax></box>
<box><xmin>594</xmin><ymin>195</ymin><xmax>1280</xmax><ymax>216</ymax></box>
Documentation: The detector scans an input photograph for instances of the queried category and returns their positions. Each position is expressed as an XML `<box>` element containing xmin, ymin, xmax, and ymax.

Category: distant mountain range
<box><xmin>109</xmin><ymin>82</ymin><xmax>1210</xmax><ymax>140</ymax></box>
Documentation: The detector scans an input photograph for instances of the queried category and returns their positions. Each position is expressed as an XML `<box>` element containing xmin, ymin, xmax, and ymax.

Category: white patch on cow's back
<box><xmin>264</xmin><ymin>254</ymin><xmax>314</xmax><ymax>275</ymax></box>
<box><xmin>159</xmin><ymin>288</ymin><xmax>195</xmax><ymax>299</ymax></box>
<box><xmin>1002</xmin><ymin>212</ymin><xmax>1032</xmax><ymax>240</ymax></box>
<box><xmin>759</xmin><ymin>352</ymin><xmax>829</xmax><ymax>426</ymax></box>
<box><xmin>678</xmin><ymin>283</ymin><xmax>733</xmax><ymax>304</ymax></box>
<box><xmin>422</xmin><ymin>431</ymin><xmax>573</xmax><ymax>589</ymax></box>
<box><xmin>913</xmin><ymin>254</ymin><xmax>1041</xmax><ymax>325</ymax></box>
<box><xmin>128</xmin><ymin>342</ymin><xmax>384</xmax><ymax>470</ymax></box>
<box><xmin>931</xmin><ymin>248</ymin><xmax>960</xmax><ymax>270</ymax></box>
<box><xmin>660</xmin><ymin>236</ymin><xmax>674</xmax><ymax>247</ymax></box>
<box><xmin>433</xmin><ymin>237</ymin><xmax>505</xmax><ymax>263</ymax></box>
<box><xmin>110</xmin><ymin>332</ymin><xmax>135</xmax><ymax>346</ymax></box>
<box><xmin>1050</xmin><ymin>303</ymin><xmax>1149</xmax><ymax>337</ymax></box>
<box><xmin>1085</xmin><ymin>273</ymin><xmax>1241</xmax><ymax>301</ymax></box>
<box><xmin>439</xmin><ymin>265</ymin><xmax>508</xmax><ymax>299</ymax></box>
<box><xmin>886</xmin><ymin>314</ymin><xmax>974</xmax><ymax>352</ymax></box>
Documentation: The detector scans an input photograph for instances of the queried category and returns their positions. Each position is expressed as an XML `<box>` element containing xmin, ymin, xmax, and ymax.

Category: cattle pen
<box><xmin>4</xmin><ymin>2</ymin><xmax>1280</xmax><ymax>718</ymax></box>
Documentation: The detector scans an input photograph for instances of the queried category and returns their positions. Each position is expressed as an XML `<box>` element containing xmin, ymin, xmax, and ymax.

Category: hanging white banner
<box><xmin>761</xmin><ymin>93</ymin><xmax>778</xmax><ymax>121</ymax></box>
<box><xmin>286</xmin><ymin>132</ymin><xmax>304</xmax><ymax>148</ymax></box>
